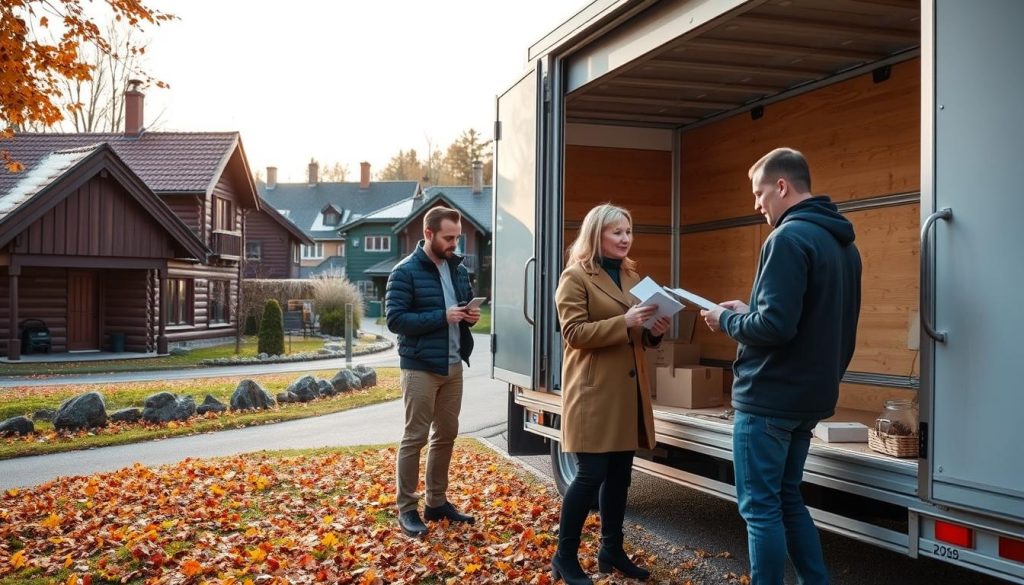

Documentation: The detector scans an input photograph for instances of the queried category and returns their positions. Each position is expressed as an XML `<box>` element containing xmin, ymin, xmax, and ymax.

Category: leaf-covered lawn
<box><xmin>0</xmin><ymin>369</ymin><xmax>401</xmax><ymax>460</ymax></box>
<box><xmin>0</xmin><ymin>441</ymin><xmax>674</xmax><ymax>584</ymax></box>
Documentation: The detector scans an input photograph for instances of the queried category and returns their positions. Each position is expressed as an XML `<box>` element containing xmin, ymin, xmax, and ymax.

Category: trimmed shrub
<box><xmin>258</xmin><ymin>299</ymin><xmax>285</xmax><ymax>355</ymax></box>
<box><xmin>310</xmin><ymin>272</ymin><xmax>364</xmax><ymax>331</ymax></box>
<box><xmin>319</xmin><ymin>309</ymin><xmax>345</xmax><ymax>336</ymax></box>
<box><xmin>243</xmin><ymin>314</ymin><xmax>259</xmax><ymax>336</ymax></box>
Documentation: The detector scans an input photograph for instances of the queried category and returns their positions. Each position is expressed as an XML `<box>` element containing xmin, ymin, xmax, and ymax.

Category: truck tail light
<box><xmin>999</xmin><ymin>536</ymin><xmax>1024</xmax><ymax>564</ymax></box>
<box><xmin>935</xmin><ymin>521</ymin><xmax>974</xmax><ymax>548</ymax></box>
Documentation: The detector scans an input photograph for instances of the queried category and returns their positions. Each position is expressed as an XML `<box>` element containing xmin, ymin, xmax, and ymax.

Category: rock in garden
<box><xmin>317</xmin><ymin>379</ymin><xmax>336</xmax><ymax>397</ymax></box>
<box><xmin>331</xmin><ymin>369</ymin><xmax>363</xmax><ymax>393</ymax></box>
<box><xmin>142</xmin><ymin>393</ymin><xmax>197</xmax><ymax>423</ymax></box>
<box><xmin>276</xmin><ymin>391</ymin><xmax>297</xmax><ymax>404</ymax></box>
<box><xmin>230</xmin><ymin>380</ymin><xmax>275</xmax><ymax>411</ymax></box>
<box><xmin>258</xmin><ymin>352</ymin><xmax>269</xmax><ymax>360</ymax></box>
<box><xmin>0</xmin><ymin>416</ymin><xmax>34</xmax><ymax>436</ymax></box>
<box><xmin>33</xmin><ymin>408</ymin><xmax>56</xmax><ymax>422</ymax></box>
<box><xmin>353</xmin><ymin>365</ymin><xmax>378</xmax><ymax>387</ymax></box>
<box><xmin>110</xmin><ymin>408</ymin><xmax>142</xmax><ymax>424</ymax></box>
<box><xmin>196</xmin><ymin>395</ymin><xmax>227</xmax><ymax>415</ymax></box>
<box><xmin>287</xmin><ymin>375</ymin><xmax>320</xmax><ymax>402</ymax></box>
<box><xmin>324</xmin><ymin>342</ymin><xmax>343</xmax><ymax>352</ymax></box>
<box><xmin>169</xmin><ymin>347</ymin><xmax>191</xmax><ymax>356</ymax></box>
<box><xmin>53</xmin><ymin>392</ymin><xmax>108</xmax><ymax>431</ymax></box>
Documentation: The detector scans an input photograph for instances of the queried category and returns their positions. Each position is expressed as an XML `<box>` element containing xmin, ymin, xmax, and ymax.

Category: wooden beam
<box><xmin>11</xmin><ymin>255</ymin><xmax>164</xmax><ymax>270</ymax></box>
<box><xmin>157</xmin><ymin>267</ymin><xmax>168</xmax><ymax>355</ymax></box>
<box><xmin>680</xmin><ymin>38</ymin><xmax>883</xmax><ymax>62</ymax></box>
<box><xmin>605</xmin><ymin>77</ymin><xmax>780</xmax><ymax>95</ymax></box>
<box><xmin>567</xmin><ymin>109</ymin><xmax>698</xmax><ymax>125</ymax></box>
<box><xmin>7</xmin><ymin>270</ymin><xmax>20</xmax><ymax>360</ymax></box>
<box><xmin>644</xmin><ymin>58</ymin><xmax>824</xmax><ymax>79</ymax></box>
<box><xmin>571</xmin><ymin>94</ymin><xmax>740</xmax><ymax>110</ymax></box>
<box><xmin>731</xmin><ymin>14</ymin><xmax>919</xmax><ymax>45</ymax></box>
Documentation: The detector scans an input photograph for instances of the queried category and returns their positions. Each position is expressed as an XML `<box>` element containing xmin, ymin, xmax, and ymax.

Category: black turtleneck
<box><xmin>600</xmin><ymin>256</ymin><xmax>623</xmax><ymax>289</ymax></box>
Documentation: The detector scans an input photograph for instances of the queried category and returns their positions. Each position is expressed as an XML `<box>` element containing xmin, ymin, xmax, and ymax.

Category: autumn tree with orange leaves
<box><xmin>0</xmin><ymin>0</ymin><xmax>174</xmax><ymax>170</ymax></box>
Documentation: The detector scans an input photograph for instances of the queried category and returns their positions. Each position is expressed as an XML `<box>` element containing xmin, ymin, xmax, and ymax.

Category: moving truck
<box><xmin>491</xmin><ymin>0</ymin><xmax>1024</xmax><ymax>581</ymax></box>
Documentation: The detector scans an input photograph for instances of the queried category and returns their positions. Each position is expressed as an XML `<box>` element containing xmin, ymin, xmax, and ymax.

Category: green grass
<box><xmin>375</xmin><ymin>304</ymin><xmax>490</xmax><ymax>333</ymax></box>
<box><xmin>0</xmin><ymin>335</ymin><xmax>382</xmax><ymax>377</ymax></box>
<box><xmin>0</xmin><ymin>368</ymin><xmax>402</xmax><ymax>460</ymax></box>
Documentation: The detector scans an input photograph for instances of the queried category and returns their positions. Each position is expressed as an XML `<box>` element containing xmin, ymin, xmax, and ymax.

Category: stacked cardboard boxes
<box><xmin>646</xmin><ymin>310</ymin><xmax>725</xmax><ymax>409</ymax></box>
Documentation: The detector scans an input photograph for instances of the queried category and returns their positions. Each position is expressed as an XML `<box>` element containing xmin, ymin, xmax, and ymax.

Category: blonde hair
<box><xmin>566</xmin><ymin>203</ymin><xmax>638</xmax><ymax>273</ymax></box>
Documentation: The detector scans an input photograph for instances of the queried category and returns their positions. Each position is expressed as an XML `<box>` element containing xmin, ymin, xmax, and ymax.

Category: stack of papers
<box><xmin>661</xmin><ymin>286</ymin><xmax>718</xmax><ymax>311</ymax></box>
<box><xmin>629</xmin><ymin>277</ymin><xmax>684</xmax><ymax>328</ymax></box>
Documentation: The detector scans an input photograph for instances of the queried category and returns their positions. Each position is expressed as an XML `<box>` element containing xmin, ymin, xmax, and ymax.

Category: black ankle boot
<box><xmin>598</xmin><ymin>546</ymin><xmax>650</xmax><ymax>580</ymax></box>
<box><xmin>551</xmin><ymin>552</ymin><xmax>593</xmax><ymax>585</ymax></box>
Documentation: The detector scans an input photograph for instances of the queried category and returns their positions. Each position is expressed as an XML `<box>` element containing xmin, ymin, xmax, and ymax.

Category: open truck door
<box><xmin>921</xmin><ymin>0</ymin><xmax>1024</xmax><ymax>536</ymax></box>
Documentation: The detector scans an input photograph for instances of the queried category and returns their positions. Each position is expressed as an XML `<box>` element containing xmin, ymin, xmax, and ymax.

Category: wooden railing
<box><xmin>211</xmin><ymin>230</ymin><xmax>242</xmax><ymax>259</ymax></box>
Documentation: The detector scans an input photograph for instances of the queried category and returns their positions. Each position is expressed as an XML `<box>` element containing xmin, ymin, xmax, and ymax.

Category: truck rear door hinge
<box><xmin>918</xmin><ymin>422</ymin><xmax>928</xmax><ymax>459</ymax></box>
<box><xmin>490</xmin><ymin>333</ymin><xmax>497</xmax><ymax>354</ymax></box>
<box><xmin>494</xmin><ymin>120</ymin><xmax>502</xmax><ymax>141</ymax></box>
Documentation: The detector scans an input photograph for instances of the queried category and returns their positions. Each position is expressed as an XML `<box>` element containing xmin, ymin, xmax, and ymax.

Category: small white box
<box><xmin>814</xmin><ymin>422</ymin><xmax>869</xmax><ymax>443</ymax></box>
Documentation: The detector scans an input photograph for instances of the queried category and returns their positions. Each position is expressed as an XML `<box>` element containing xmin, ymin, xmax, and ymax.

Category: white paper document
<box><xmin>629</xmin><ymin>277</ymin><xmax>684</xmax><ymax>328</ymax></box>
<box><xmin>662</xmin><ymin>286</ymin><xmax>719</xmax><ymax>312</ymax></box>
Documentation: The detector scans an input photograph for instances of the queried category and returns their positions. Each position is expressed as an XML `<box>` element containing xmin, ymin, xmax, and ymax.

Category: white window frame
<box><xmin>356</xmin><ymin>280</ymin><xmax>377</xmax><ymax>299</ymax></box>
<box><xmin>364</xmin><ymin>235</ymin><xmax>391</xmax><ymax>252</ymax></box>
<box><xmin>302</xmin><ymin>242</ymin><xmax>324</xmax><ymax>259</ymax></box>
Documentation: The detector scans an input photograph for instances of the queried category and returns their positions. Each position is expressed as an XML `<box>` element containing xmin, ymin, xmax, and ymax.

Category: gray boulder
<box><xmin>142</xmin><ymin>393</ymin><xmax>196</xmax><ymax>423</ymax></box>
<box><xmin>230</xmin><ymin>380</ymin><xmax>275</xmax><ymax>411</ymax></box>
<box><xmin>353</xmin><ymin>365</ymin><xmax>378</xmax><ymax>387</ymax></box>
<box><xmin>110</xmin><ymin>408</ymin><xmax>142</xmax><ymax>424</ymax></box>
<box><xmin>53</xmin><ymin>392</ymin><xmax>108</xmax><ymax>431</ymax></box>
<box><xmin>324</xmin><ymin>342</ymin><xmax>343</xmax><ymax>352</ymax></box>
<box><xmin>287</xmin><ymin>375</ymin><xmax>320</xmax><ymax>402</ymax></box>
<box><xmin>0</xmin><ymin>416</ymin><xmax>34</xmax><ymax>436</ymax></box>
<box><xmin>196</xmin><ymin>395</ymin><xmax>227</xmax><ymax>415</ymax></box>
<box><xmin>276</xmin><ymin>391</ymin><xmax>298</xmax><ymax>404</ymax></box>
<box><xmin>33</xmin><ymin>408</ymin><xmax>56</xmax><ymax>422</ymax></box>
<box><xmin>331</xmin><ymin>369</ymin><xmax>363</xmax><ymax>393</ymax></box>
<box><xmin>258</xmin><ymin>352</ymin><xmax>269</xmax><ymax>360</ymax></box>
<box><xmin>317</xmin><ymin>379</ymin><xmax>336</xmax><ymax>397</ymax></box>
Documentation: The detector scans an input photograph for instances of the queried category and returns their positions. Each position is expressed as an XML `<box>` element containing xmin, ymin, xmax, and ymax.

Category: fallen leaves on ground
<box><xmin>0</xmin><ymin>445</ymin><xmax>687</xmax><ymax>584</ymax></box>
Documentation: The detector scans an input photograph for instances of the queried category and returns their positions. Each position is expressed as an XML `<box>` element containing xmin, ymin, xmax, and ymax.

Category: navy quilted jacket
<box><xmin>385</xmin><ymin>243</ymin><xmax>475</xmax><ymax>374</ymax></box>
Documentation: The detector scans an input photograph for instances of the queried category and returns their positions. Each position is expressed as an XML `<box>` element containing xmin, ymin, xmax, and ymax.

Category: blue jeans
<box><xmin>733</xmin><ymin>411</ymin><xmax>829</xmax><ymax>585</ymax></box>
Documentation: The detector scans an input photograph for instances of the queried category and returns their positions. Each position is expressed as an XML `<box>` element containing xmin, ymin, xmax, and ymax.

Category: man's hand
<box><xmin>463</xmin><ymin>307</ymin><xmax>481</xmax><ymax>325</ymax></box>
<box><xmin>701</xmin><ymin>300</ymin><xmax>748</xmax><ymax>332</ymax></box>
<box><xmin>648</xmin><ymin>315</ymin><xmax>671</xmax><ymax>337</ymax></box>
<box><xmin>446</xmin><ymin>305</ymin><xmax>468</xmax><ymax>324</ymax></box>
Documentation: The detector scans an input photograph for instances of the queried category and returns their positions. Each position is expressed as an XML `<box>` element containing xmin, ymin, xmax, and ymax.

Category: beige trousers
<box><xmin>395</xmin><ymin>363</ymin><xmax>463</xmax><ymax>513</ymax></box>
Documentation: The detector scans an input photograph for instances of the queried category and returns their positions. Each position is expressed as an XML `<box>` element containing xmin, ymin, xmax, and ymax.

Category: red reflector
<box><xmin>935</xmin><ymin>521</ymin><xmax>974</xmax><ymax>548</ymax></box>
<box><xmin>1000</xmin><ymin>537</ymin><xmax>1024</xmax><ymax>564</ymax></box>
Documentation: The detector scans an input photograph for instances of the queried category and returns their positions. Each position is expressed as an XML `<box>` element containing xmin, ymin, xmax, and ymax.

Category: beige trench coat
<box><xmin>554</xmin><ymin>262</ymin><xmax>657</xmax><ymax>453</ymax></box>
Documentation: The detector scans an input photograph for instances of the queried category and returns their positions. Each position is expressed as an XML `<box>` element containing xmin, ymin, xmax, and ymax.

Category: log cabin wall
<box><xmin>0</xmin><ymin>267</ymin><xmax>68</xmax><ymax>355</ymax></box>
<box><xmin>678</xmin><ymin>59</ymin><xmax>921</xmax><ymax>410</ymax></box>
<box><xmin>165</xmin><ymin>261</ymin><xmax>238</xmax><ymax>344</ymax></box>
<box><xmin>164</xmin><ymin>194</ymin><xmax>203</xmax><ymax>238</ymax></box>
<box><xmin>100</xmin><ymin>269</ymin><xmax>150</xmax><ymax>352</ymax></box>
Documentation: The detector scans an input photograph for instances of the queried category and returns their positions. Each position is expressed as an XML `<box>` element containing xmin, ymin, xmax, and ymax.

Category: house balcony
<box><xmin>211</xmin><ymin>230</ymin><xmax>242</xmax><ymax>260</ymax></box>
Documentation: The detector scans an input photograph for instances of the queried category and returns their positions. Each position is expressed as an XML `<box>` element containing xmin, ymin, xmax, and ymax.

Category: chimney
<box><xmin>124</xmin><ymin>79</ymin><xmax>145</xmax><ymax>136</ymax></box>
<box><xmin>360</xmin><ymin>161</ymin><xmax>371</xmax><ymax>190</ymax></box>
<box><xmin>266</xmin><ymin>166</ymin><xmax>278</xmax><ymax>189</ymax></box>
<box><xmin>471</xmin><ymin>160</ymin><xmax>483</xmax><ymax>195</ymax></box>
<box><xmin>307</xmin><ymin>158</ymin><xmax>319</xmax><ymax>186</ymax></box>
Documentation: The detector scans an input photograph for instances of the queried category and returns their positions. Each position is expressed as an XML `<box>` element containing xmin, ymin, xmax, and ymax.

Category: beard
<box><xmin>429</xmin><ymin>236</ymin><xmax>456</xmax><ymax>259</ymax></box>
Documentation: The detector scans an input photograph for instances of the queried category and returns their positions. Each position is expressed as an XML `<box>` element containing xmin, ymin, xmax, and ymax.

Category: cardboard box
<box><xmin>814</xmin><ymin>422</ymin><xmax>869</xmax><ymax>443</ymax></box>
<box><xmin>655</xmin><ymin>366</ymin><xmax>723</xmax><ymax>409</ymax></box>
<box><xmin>646</xmin><ymin>310</ymin><xmax>701</xmax><ymax>396</ymax></box>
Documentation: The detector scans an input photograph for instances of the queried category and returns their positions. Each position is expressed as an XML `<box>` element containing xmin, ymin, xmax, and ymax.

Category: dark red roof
<box><xmin>0</xmin><ymin>132</ymin><xmax>241</xmax><ymax>194</ymax></box>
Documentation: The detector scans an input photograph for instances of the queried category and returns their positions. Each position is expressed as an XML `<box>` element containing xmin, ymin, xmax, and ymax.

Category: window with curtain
<box><xmin>210</xmin><ymin>280</ymin><xmax>230</xmax><ymax>324</ymax></box>
<box><xmin>167</xmin><ymin>279</ymin><xmax>194</xmax><ymax>325</ymax></box>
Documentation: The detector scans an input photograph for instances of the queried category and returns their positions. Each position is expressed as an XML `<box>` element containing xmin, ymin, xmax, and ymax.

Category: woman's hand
<box><xmin>649</xmin><ymin>315</ymin><xmax>671</xmax><ymax>337</ymax></box>
<box><xmin>624</xmin><ymin>304</ymin><xmax>657</xmax><ymax>328</ymax></box>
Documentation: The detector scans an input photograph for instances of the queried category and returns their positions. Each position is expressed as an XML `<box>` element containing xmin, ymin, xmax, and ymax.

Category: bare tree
<box><xmin>321</xmin><ymin>162</ymin><xmax>350</xmax><ymax>182</ymax></box>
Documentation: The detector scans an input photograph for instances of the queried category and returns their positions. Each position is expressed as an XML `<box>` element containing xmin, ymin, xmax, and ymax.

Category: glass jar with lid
<box><xmin>875</xmin><ymin>399</ymin><xmax>918</xmax><ymax>437</ymax></box>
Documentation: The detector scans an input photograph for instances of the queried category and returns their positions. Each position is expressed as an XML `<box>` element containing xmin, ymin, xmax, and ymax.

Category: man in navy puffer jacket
<box><xmin>702</xmin><ymin>148</ymin><xmax>861</xmax><ymax>585</ymax></box>
<box><xmin>386</xmin><ymin>206</ymin><xmax>478</xmax><ymax>537</ymax></box>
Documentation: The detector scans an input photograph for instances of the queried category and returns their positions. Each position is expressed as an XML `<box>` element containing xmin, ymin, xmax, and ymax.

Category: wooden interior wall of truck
<box><xmin>564</xmin><ymin>59</ymin><xmax>920</xmax><ymax>414</ymax></box>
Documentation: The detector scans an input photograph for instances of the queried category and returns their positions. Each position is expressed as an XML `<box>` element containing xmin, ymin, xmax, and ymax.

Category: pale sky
<box><xmin>132</xmin><ymin>1</ymin><xmax>585</xmax><ymax>183</ymax></box>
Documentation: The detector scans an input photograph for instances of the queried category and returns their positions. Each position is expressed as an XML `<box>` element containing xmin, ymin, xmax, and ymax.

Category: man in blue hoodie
<box><xmin>702</xmin><ymin>148</ymin><xmax>861</xmax><ymax>584</ymax></box>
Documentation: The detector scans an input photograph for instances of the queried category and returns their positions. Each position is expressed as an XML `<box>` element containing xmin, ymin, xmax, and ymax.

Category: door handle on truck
<box><xmin>920</xmin><ymin>208</ymin><xmax>952</xmax><ymax>343</ymax></box>
<box><xmin>523</xmin><ymin>257</ymin><xmax>536</xmax><ymax>326</ymax></box>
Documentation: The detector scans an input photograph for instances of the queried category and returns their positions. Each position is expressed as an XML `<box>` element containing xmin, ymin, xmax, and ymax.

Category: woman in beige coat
<box><xmin>551</xmin><ymin>204</ymin><xmax>670</xmax><ymax>585</ymax></box>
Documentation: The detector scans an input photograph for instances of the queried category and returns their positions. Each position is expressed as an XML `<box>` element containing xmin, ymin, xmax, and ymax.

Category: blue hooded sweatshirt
<box><xmin>720</xmin><ymin>196</ymin><xmax>862</xmax><ymax>420</ymax></box>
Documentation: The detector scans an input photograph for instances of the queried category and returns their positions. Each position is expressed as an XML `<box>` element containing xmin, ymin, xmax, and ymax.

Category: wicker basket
<box><xmin>868</xmin><ymin>428</ymin><xmax>919</xmax><ymax>458</ymax></box>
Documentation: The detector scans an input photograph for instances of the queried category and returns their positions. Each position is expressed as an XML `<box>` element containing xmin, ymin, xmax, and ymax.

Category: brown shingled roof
<box><xmin>0</xmin><ymin>132</ymin><xmax>241</xmax><ymax>194</ymax></box>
